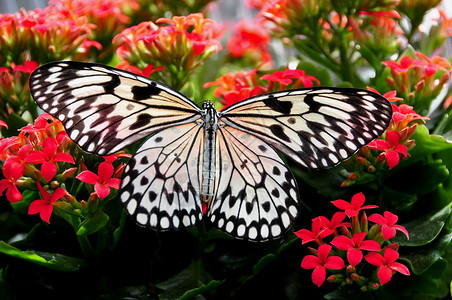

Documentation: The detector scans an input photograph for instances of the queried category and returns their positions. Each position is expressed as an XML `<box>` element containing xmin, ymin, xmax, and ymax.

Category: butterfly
<box><xmin>29</xmin><ymin>61</ymin><xmax>392</xmax><ymax>241</ymax></box>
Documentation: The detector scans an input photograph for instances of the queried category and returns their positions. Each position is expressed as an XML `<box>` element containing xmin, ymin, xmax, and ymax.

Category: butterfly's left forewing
<box><xmin>30</xmin><ymin>61</ymin><xmax>202</xmax><ymax>155</ymax></box>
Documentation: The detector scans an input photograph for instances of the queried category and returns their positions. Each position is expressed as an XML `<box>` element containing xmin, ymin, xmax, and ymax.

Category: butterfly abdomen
<box><xmin>201</xmin><ymin>102</ymin><xmax>218</xmax><ymax>203</ymax></box>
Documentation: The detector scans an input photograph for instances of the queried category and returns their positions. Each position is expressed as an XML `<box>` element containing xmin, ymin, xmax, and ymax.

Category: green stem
<box><xmin>71</xmin><ymin>216</ymin><xmax>94</xmax><ymax>257</ymax></box>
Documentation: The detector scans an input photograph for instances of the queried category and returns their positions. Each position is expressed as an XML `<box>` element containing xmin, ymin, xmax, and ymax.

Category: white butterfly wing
<box><xmin>209</xmin><ymin>126</ymin><xmax>299</xmax><ymax>241</ymax></box>
<box><xmin>29</xmin><ymin>61</ymin><xmax>202</xmax><ymax>155</ymax></box>
<box><xmin>220</xmin><ymin>88</ymin><xmax>392</xmax><ymax>169</ymax></box>
<box><xmin>120</xmin><ymin>122</ymin><xmax>204</xmax><ymax>230</ymax></box>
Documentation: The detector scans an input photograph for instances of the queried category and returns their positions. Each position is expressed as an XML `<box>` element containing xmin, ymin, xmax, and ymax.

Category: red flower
<box><xmin>301</xmin><ymin>244</ymin><xmax>345</xmax><ymax>287</ymax></box>
<box><xmin>382</xmin><ymin>56</ymin><xmax>424</xmax><ymax>74</ymax></box>
<box><xmin>368</xmin><ymin>211</ymin><xmax>409</xmax><ymax>240</ymax></box>
<box><xmin>295</xmin><ymin>217</ymin><xmax>333</xmax><ymax>244</ymax></box>
<box><xmin>317</xmin><ymin>212</ymin><xmax>350</xmax><ymax>232</ymax></box>
<box><xmin>76</xmin><ymin>162</ymin><xmax>120</xmax><ymax>199</ymax></box>
<box><xmin>331</xmin><ymin>232</ymin><xmax>381</xmax><ymax>267</ymax></box>
<box><xmin>24</xmin><ymin>137</ymin><xmax>75</xmax><ymax>182</ymax></box>
<box><xmin>0</xmin><ymin>161</ymin><xmax>24</xmax><ymax>203</ymax></box>
<box><xmin>365</xmin><ymin>248</ymin><xmax>410</xmax><ymax>285</ymax></box>
<box><xmin>331</xmin><ymin>192</ymin><xmax>378</xmax><ymax>218</ymax></box>
<box><xmin>28</xmin><ymin>182</ymin><xmax>67</xmax><ymax>223</ymax></box>
<box><xmin>367</xmin><ymin>131</ymin><xmax>408</xmax><ymax>169</ymax></box>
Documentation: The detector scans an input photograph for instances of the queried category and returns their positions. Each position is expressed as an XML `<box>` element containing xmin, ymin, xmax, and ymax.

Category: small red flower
<box><xmin>301</xmin><ymin>244</ymin><xmax>345</xmax><ymax>287</ymax></box>
<box><xmin>367</xmin><ymin>131</ymin><xmax>408</xmax><ymax>169</ymax></box>
<box><xmin>28</xmin><ymin>182</ymin><xmax>67</xmax><ymax>223</ymax></box>
<box><xmin>365</xmin><ymin>248</ymin><xmax>410</xmax><ymax>285</ymax></box>
<box><xmin>0</xmin><ymin>161</ymin><xmax>24</xmax><ymax>203</ymax></box>
<box><xmin>331</xmin><ymin>192</ymin><xmax>378</xmax><ymax>218</ymax></box>
<box><xmin>24</xmin><ymin>137</ymin><xmax>75</xmax><ymax>181</ymax></box>
<box><xmin>331</xmin><ymin>232</ymin><xmax>381</xmax><ymax>267</ymax></box>
<box><xmin>295</xmin><ymin>217</ymin><xmax>333</xmax><ymax>244</ymax></box>
<box><xmin>317</xmin><ymin>212</ymin><xmax>350</xmax><ymax>232</ymax></box>
<box><xmin>368</xmin><ymin>211</ymin><xmax>409</xmax><ymax>240</ymax></box>
<box><xmin>76</xmin><ymin>162</ymin><xmax>120</xmax><ymax>199</ymax></box>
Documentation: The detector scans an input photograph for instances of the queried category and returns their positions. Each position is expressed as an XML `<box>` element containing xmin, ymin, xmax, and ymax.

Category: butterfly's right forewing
<box><xmin>30</xmin><ymin>61</ymin><xmax>201</xmax><ymax>156</ymax></box>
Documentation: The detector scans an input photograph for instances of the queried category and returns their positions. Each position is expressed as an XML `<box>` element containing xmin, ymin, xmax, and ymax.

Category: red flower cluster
<box><xmin>0</xmin><ymin>61</ymin><xmax>38</xmax><ymax>120</ymax></box>
<box><xmin>0</xmin><ymin>7</ymin><xmax>100</xmax><ymax>65</ymax></box>
<box><xmin>0</xmin><ymin>114</ymin><xmax>127</xmax><ymax>223</ymax></box>
<box><xmin>296</xmin><ymin>192</ymin><xmax>409</xmax><ymax>288</ymax></box>
<box><xmin>113</xmin><ymin>13</ymin><xmax>222</xmax><ymax>87</ymax></box>
<box><xmin>382</xmin><ymin>51</ymin><xmax>451</xmax><ymax>115</ymax></box>
<box><xmin>204</xmin><ymin>66</ymin><xmax>320</xmax><ymax>107</ymax></box>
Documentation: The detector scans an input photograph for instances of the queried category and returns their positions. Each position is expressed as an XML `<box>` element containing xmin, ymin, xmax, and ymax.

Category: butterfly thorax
<box><xmin>201</xmin><ymin>101</ymin><xmax>218</xmax><ymax>205</ymax></box>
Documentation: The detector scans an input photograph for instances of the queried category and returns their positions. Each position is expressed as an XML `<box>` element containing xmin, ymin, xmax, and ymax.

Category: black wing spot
<box><xmin>269</xmin><ymin>124</ymin><xmax>291</xmax><ymax>142</ymax></box>
<box><xmin>258</xmin><ymin>145</ymin><xmax>267</xmax><ymax>152</ymax></box>
<box><xmin>131</xmin><ymin>84</ymin><xmax>161</xmax><ymax>100</ymax></box>
<box><xmin>130</xmin><ymin>113</ymin><xmax>152</xmax><ymax>131</ymax></box>
<box><xmin>140</xmin><ymin>177</ymin><xmax>149</xmax><ymax>186</ymax></box>
<box><xmin>263</xmin><ymin>95</ymin><xmax>293</xmax><ymax>114</ymax></box>
<box><xmin>140</xmin><ymin>156</ymin><xmax>149</xmax><ymax>165</ymax></box>
<box><xmin>148</xmin><ymin>191</ymin><xmax>157</xmax><ymax>202</ymax></box>
<box><xmin>155</xmin><ymin>136</ymin><xmax>163</xmax><ymax>143</ymax></box>
<box><xmin>271</xmin><ymin>188</ymin><xmax>280</xmax><ymax>198</ymax></box>
<box><xmin>272</xmin><ymin>166</ymin><xmax>281</xmax><ymax>176</ymax></box>
<box><xmin>288</xmin><ymin>117</ymin><xmax>296</xmax><ymax>124</ymax></box>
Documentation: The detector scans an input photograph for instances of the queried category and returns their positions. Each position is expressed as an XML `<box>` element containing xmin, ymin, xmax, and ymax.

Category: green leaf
<box><xmin>180</xmin><ymin>280</ymin><xmax>224</xmax><ymax>300</ymax></box>
<box><xmin>76</xmin><ymin>210</ymin><xmax>109</xmax><ymax>236</ymax></box>
<box><xmin>113</xmin><ymin>209</ymin><xmax>128</xmax><ymax>246</ymax></box>
<box><xmin>157</xmin><ymin>261</ymin><xmax>221</xmax><ymax>300</ymax></box>
<box><xmin>400</xmin><ymin>227</ymin><xmax>452</xmax><ymax>275</ymax></box>
<box><xmin>0</xmin><ymin>241</ymin><xmax>84</xmax><ymax>271</ymax></box>
<box><xmin>409</xmin><ymin>125</ymin><xmax>452</xmax><ymax>161</ymax></box>
<box><xmin>392</xmin><ymin>203</ymin><xmax>451</xmax><ymax>246</ymax></box>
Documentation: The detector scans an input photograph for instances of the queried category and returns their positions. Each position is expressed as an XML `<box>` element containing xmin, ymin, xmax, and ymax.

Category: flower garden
<box><xmin>0</xmin><ymin>0</ymin><xmax>451</xmax><ymax>298</ymax></box>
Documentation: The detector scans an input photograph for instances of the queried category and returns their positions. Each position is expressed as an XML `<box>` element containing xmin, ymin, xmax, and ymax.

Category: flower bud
<box><xmin>327</xmin><ymin>274</ymin><xmax>344</xmax><ymax>283</ymax></box>
<box><xmin>370</xmin><ymin>282</ymin><xmax>380</xmax><ymax>290</ymax></box>
<box><xmin>386</xmin><ymin>242</ymin><xmax>399</xmax><ymax>251</ymax></box>
<box><xmin>351</xmin><ymin>273</ymin><xmax>360</xmax><ymax>281</ymax></box>
<box><xmin>339</xmin><ymin>225</ymin><xmax>352</xmax><ymax>238</ymax></box>
<box><xmin>360</xmin><ymin>211</ymin><xmax>368</xmax><ymax>232</ymax></box>
<box><xmin>49</xmin><ymin>180</ymin><xmax>60</xmax><ymax>189</ymax></box>
<box><xmin>346</xmin><ymin>265</ymin><xmax>356</xmax><ymax>273</ymax></box>
<box><xmin>62</xmin><ymin>167</ymin><xmax>78</xmax><ymax>180</ymax></box>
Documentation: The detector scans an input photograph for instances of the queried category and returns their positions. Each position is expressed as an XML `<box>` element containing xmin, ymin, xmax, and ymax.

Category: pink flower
<box><xmin>28</xmin><ymin>182</ymin><xmax>67</xmax><ymax>223</ymax></box>
<box><xmin>0</xmin><ymin>161</ymin><xmax>24</xmax><ymax>203</ymax></box>
<box><xmin>365</xmin><ymin>248</ymin><xmax>410</xmax><ymax>285</ymax></box>
<box><xmin>331</xmin><ymin>232</ymin><xmax>381</xmax><ymax>267</ymax></box>
<box><xmin>368</xmin><ymin>211</ymin><xmax>409</xmax><ymax>240</ymax></box>
<box><xmin>301</xmin><ymin>244</ymin><xmax>345</xmax><ymax>287</ymax></box>
<box><xmin>76</xmin><ymin>162</ymin><xmax>120</xmax><ymax>199</ymax></box>
<box><xmin>295</xmin><ymin>217</ymin><xmax>333</xmax><ymax>244</ymax></box>
<box><xmin>331</xmin><ymin>192</ymin><xmax>378</xmax><ymax>218</ymax></box>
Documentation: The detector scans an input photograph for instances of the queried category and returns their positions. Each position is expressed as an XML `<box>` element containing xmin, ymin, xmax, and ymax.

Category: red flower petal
<box><xmin>95</xmin><ymin>183</ymin><xmax>111</xmax><ymax>200</ymax></box>
<box><xmin>331</xmin><ymin>235</ymin><xmax>353</xmax><ymax>250</ymax></box>
<box><xmin>377</xmin><ymin>266</ymin><xmax>393</xmax><ymax>285</ymax></box>
<box><xmin>365</xmin><ymin>252</ymin><xmax>385</xmax><ymax>266</ymax></box>
<box><xmin>312</xmin><ymin>265</ymin><xmax>326</xmax><ymax>287</ymax></box>
<box><xmin>317</xmin><ymin>244</ymin><xmax>332</xmax><ymax>261</ymax></box>
<box><xmin>106</xmin><ymin>178</ymin><xmax>121</xmax><ymax>189</ymax></box>
<box><xmin>77</xmin><ymin>171</ymin><xmax>99</xmax><ymax>185</ymax></box>
<box><xmin>98</xmin><ymin>162</ymin><xmax>114</xmax><ymax>183</ymax></box>
<box><xmin>390</xmin><ymin>262</ymin><xmax>410</xmax><ymax>276</ymax></box>
<box><xmin>41</xmin><ymin>162</ymin><xmax>57</xmax><ymax>182</ymax></box>
<box><xmin>50</xmin><ymin>187</ymin><xmax>67</xmax><ymax>202</ymax></box>
<box><xmin>351</xmin><ymin>192</ymin><xmax>365</xmax><ymax>209</ymax></box>
<box><xmin>295</xmin><ymin>229</ymin><xmax>315</xmax><ymax>244</ymax></box>
<box><xmin>324</xmin><ymin>255</ymin><xmax>345</xmax><ymax>270</ymax></box>
<box><xmin>6</xmin><ymin>184</ymin><xmax>22</xmax><ymax>203</ymax></box>
<box><xmin>393</xmin><ymin>224</ymin><xmax>410</xmax><ymax>239</ymax></box>
<box><xmin>347</xmin><ymin>248</ymin><xmax>363</xmax><ymax>267</ymax></box>
<box><xmin>301</xmin><ymin>255</ymin><xmax>322</xmax><ymax>269</ymax></box>
<box><xmin>53</xmin><ymin>152</ymin><xmax>75</xmax><ymax>164</ymax></box>
<box><xmin>385</xmin><ymin>150</ymin><xmax>400</xmax><ymax>169</ymax></box>
<box><xmin>359</xmin><ymin>240</ymin><xmax>382</xmax><ymax>251</ymax></box>
<box><xmin>331</xmin><ymin>199</ymin><xmax>352</xmax><ymax>210</ymax></box>
<box><xmin>383</xmin><ymin>248</ymin><xmax>400</xmax><ymax>264</ymax></box>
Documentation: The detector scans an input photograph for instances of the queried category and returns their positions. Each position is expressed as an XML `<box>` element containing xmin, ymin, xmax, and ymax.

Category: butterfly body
<box><xmin>29</xmin><ymin>61</ymin><xmax>392</xmax><ymax>241</ymax></box>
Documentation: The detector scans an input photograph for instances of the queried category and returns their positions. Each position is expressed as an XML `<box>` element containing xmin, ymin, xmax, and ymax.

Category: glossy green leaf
<box><xmin>409</xmin><ymin>125</ymin><xmax>452</xmax><ymax>161</ymax></box>
<box><xmin>0</xmin><ymin>241</ymin><xmax>84</xmax><ymax>271</ymax></box>
<box><xmin>392</xmin><ymin>203</ymin><xmax>451</xmax><ymax>247</ymax></box>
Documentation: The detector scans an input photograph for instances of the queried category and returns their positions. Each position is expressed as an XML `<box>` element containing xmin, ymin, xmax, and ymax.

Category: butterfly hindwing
<box><xmin>208</xmin><ymin>125</ymin><xmax>299</xmax><ymax>241</ymax></box>
<box><xmin>220</xmin><ymin>88</ymin><xmax>392</xmax><ymax>169</ymax></box>
<box><xmin>120</xmin><ymin>122</ymin><xmax>204</xmax><ymax>230</ymax></box>
<box><xmin>29</xmin><ymin>61</ymin><xmax>201</xmax><ymax>155</ymax></box>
